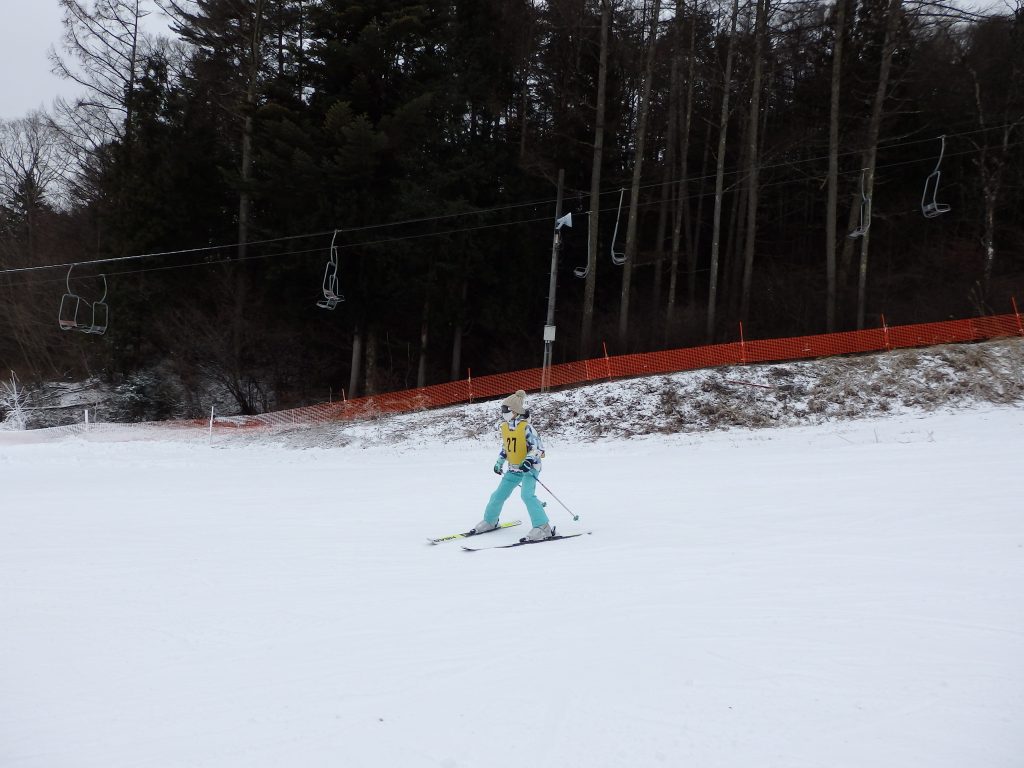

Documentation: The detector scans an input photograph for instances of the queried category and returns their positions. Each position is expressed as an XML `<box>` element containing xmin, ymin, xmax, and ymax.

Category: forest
<box><xmin>0</xmin><ymin>0</ymin><xmax>1022</xmax><ymax>417</ymax></box>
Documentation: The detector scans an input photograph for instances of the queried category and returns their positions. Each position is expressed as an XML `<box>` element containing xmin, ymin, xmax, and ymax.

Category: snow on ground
<box><xmin>2</xmin><ymin>382</ymin><xmax>1023</xmax><ymax>766</ymax></box>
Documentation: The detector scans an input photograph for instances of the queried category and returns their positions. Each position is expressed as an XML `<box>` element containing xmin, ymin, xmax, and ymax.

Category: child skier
<box><xmin>470</xmin><ymin>389</ymin><xmax>552</xmax><ymax>541</ymax></box>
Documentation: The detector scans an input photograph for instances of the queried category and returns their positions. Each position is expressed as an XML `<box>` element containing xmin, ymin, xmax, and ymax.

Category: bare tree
<box><xmin>0</xmin><ymin>114</ymin><xmax>73</xmax><ymax>378</ymax></box>
<box><xmin>666</xmin><ymin>0</ymin><xmax>699</xmax><ymax>341</ymax></box>
<box><xmin>163</xmin><ymin>271</ymin><xmax>272</xmax><ymax>414</ymax></box>
<box><xmin>417</xmin><ymin>261</ymin><xmax>436</xmax><ymax>388</ymax></box>
<box><xmin>0</xmin><ymin>372</ymin><xmax>31</xmax><ymax>430</ymax></box>
<box><xmin>664</xmin><ymin>5</ymin><xmax>684</xmax><ymax>335</ymax></box>
<box><xmin>652</xmin><ymin>0</ymin><xmax>685</xmax><ymax>332</ymax></box>
<box><xmin>855</xmin><ymin>0</ymin><xmax>903</xmax><ymax>330</ymax></box>
<box><xmin>739</xmin><ymin>0</ymin><xmax>769</xmax><ymax>322</ymax></box>
<box><xmin>0</xmin><ymin>114</ymin><xmax>72</xmax><ymax>235</ymax></box>
<box><xmin>163</xmin><ymin>0</ymin><xmax>270</xmax><ymax>259</ymax></box>
<box><xmin>449</xmin><ymin>272</ymin><xmax>468</xmax><ymax>382</ymax></box>
<box><xmin>49</xmin><ymin>0</ymin><xmax>152</xmax><ymax>154</ymax></box>
<box><xmin>706</xmin><ymin>0</ymin><xmax>740</xmax><ymax>340</ymax></box>
<box><xmin>237</xmin><ymin>0</ymin><xmax>267</xmax><ymax>261</ymax></box>
<box><xmin>581</xmin><ymin>0</ymin><xmax>612</xmax><ymax>357</ymax></box>
<box><xmin>825</xmin><ymin>0</ymin><xmax>848</xmax><ymax>332</ymax></box>
<box><xmin>349</xmin><ymin>323</ymin><xmax>364</xmax><ymax>398</ymax></box>
<box><xmin>619</xmin><ymin>0</ymin><xmax>663</xmax><ymax>348</ymax></box>
<box><xmin>958</xmin><ymin>15</ymin><xmax>1024</xmax><ymax>306</ymax></box>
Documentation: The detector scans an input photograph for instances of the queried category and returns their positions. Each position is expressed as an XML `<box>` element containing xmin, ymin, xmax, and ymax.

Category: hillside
<box><xmin>222</xmin><ymin>337</ymin><xmax>1024</xmax><ymax>450</ymax></box>
<box><xmin>3</xmin><ymin>338</ymin><xmax>1022</xmax><ymax>450</ymax></box>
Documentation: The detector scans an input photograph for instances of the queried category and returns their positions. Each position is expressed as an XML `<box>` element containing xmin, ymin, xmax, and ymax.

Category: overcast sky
<box><xmin>0</xmin><ymin>0</ymin><xmax>72</xmax><ymax>120</ymax></box>
<box><xmin>0</xmin><ymin>0</ymin><xmax>172</xmax><ymax>122</ymax></box>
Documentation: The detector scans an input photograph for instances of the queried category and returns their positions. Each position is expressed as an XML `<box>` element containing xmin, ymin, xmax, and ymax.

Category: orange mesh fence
<box><xmin>164</xmin><ymin>310</ymin><xmax>1023</xmax><ymax>433</ymax></box>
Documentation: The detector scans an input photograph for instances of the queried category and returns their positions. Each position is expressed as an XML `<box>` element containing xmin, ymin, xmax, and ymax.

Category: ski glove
<box><xmin>493</xmin><ymin>459</ymin><xmax>504</xmax><ymax>475</ymax></box>
<box><xmin>520</xmin><ymin>457</ymin><xmax>536</xmax><ymax>473</ymax></box>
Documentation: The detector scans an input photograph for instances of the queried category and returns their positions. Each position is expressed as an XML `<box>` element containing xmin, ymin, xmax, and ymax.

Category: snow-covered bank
<box><xmin>4</xmin><ymin>338</ymin><xmax>1023</xmax><ymax>442</ymax></box>
<box><xmin>2</xmin><ymin>404</ymin><xmax>1022</xmax><ymax>767</ymax></box>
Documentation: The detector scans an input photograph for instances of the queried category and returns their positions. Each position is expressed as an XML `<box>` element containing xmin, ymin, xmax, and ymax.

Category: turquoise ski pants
<box><xmin>484</xmin><ymin>470</ymin><xmax>549</xmax><ymax>528</ymax></box>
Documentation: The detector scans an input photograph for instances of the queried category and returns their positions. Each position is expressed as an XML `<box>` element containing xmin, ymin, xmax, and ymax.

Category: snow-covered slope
<box><xmin>2</xmin><ymin>352</ymin><xmax>1022</xmax><ymax>766</ymax></box>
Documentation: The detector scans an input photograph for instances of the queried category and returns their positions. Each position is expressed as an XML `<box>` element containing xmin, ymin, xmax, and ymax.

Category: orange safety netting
<box><xmin>182</xmin><ymin>309</ymin><xmax>1023</xmax><ymax>433</ymax></box>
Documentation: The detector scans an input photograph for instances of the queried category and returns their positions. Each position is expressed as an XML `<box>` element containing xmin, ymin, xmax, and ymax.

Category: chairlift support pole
<box><xmin>542</xmin><ymin>169</ymin><xmax>565</xmax><ymax>393</ymax></box>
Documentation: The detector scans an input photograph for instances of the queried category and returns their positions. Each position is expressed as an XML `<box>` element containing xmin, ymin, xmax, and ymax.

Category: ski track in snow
<box><xmin>1</xmin><ymin>405</ymin><xmax>1023</xmax><ymax>767</ymax></box>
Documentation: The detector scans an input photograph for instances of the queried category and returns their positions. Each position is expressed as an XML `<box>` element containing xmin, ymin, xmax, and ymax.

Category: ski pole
<box><xmin>530</xmin><ymin>472</ymin><xmax>580</xmax><ymax>521</ymax></box>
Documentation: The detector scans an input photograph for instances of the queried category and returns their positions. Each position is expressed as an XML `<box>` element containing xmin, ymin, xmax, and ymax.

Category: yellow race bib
<box><xmin>500</xmin><ymin>420</ymin><xmax>529</xmax><ymax>465</ymax></box>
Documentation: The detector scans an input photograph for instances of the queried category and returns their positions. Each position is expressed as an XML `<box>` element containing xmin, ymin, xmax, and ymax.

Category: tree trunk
<box><xmin>417</xmin><ymin>293</ymin><xmax>429</xmax><ymax>389</ymax></box>
<box><xmin>724</xmin><ymin>124</ymin><xmax>747</xmax><ymax>307</ymax></box>
<box><xmin>618</xmin><ymin>0</ymin><xmax>662</xmax><ymax>348</ymax></box>
<box><xmin>837</xmin><ymin>189</ymin><xmax>860</xmax><ymax>306</ymax></box>
<box><xmin>123</xmin><ymin>0</ymin><xmax>141</xmax><ymax>146</ymax></box>
<box><xmin>450</xmin><ymin>276</ymin><xmax>468</xmax><ymax>381</ymax></box>
<box><xmin>706</xmin><ymin>0</ymin><xmax>740</xmax><ymax>341</ymax></box>
<box><xmin>581</xmin><ymin>0</ymin><xmax>611</xmax><ymax>358</ymax></box>
<box><xmin>981</xmin><ymin>196</ymin><xmax>996</xmax><ymax>301</ymax></box>
<box><xmin>364</xmin><ymin>325</ymin><xmax>378</xmax><ymax>396</ymax></box>
<box><xmin>666</xmin><ymin>0</ymin><xmax>697</xmax><ymax>342</ymax></box>
<box><xmin>349</xmin><ymin>324</ymin><xmax>363</xmax><ymax>399</ymax></box>
<box><xmin>975</xmin><ymin>131</ymin><xmax>1010</xmax><ymax>304</ymax></box>
<box><xmin>652</xmin><ymin>0</ymin><xmax>685</xmax><ymax>325</ymax></box>
<box><xmin>855</xmin><ymin>0</ymin><xmax>902</xmax><ymax>331</ymax></box>
<box><xmin>516</xmin><ymin>3</ymin><xmax>537</xmax><ymax>160</ymax></box>
<box><xmin>238</xmin><ymin>1</ymin><xmax>265</xmax><ymax>261</ymax></box>
<box><xmin>229</xmin><ymin>269</ymin><xmax>249</xmax><ymax>408</ymax></box>
<box><xmin>689</xmin><ymin>120</ymin><xmax>713</xmax><ymax>308</ymax></box>
<box><xmin>825</xmin><ymin>0</ymin><xmax>848</xmax><ymax>332</ymax></box>
<box><xmin>238</xmin><ymin>112</ymin><xmax>254</xmax><ymax>260</ymax></box>
<box><xmin>652</xmin><ymin>43</ymin><xmax>680</xmax><ymax>331</ymax></box>
<box><xmin>966</xmin><ymin>62</ymin><xmax>1020</xmax><ymax>304</ymax></box>
<box><xmin>739</xmin><ymin>0</ymin><xmax>768</xmax><ymax>323</ymax></box>
<box><xmin>450</xmin><ymin>322</ymin><xmax>463</xmax><ymax>382</ymax></box>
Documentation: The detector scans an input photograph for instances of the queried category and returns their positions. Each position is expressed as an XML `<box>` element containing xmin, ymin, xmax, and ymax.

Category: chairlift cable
<box><xmin>1</xmin><ymin>126</ymin><xmax>1021</xmax><ymax>282</ymax></box>
<box><xmin>6</xmin><ymin>133</ymin><xmax>1023</xmax><ymax>290</ymax></box>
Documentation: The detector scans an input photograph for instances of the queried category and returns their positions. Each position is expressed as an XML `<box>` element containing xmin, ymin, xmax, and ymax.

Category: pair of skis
<box><xmin>427</xmin><ymin>520</ymin><xmax>589</xmax><ymax>551</ymax></box>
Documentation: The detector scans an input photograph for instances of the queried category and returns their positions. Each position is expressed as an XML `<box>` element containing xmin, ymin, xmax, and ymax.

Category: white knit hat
<box><xmin>501</xmin><ymin>389</ymin><xmax>527</xmax><ymax>416</ymax></box>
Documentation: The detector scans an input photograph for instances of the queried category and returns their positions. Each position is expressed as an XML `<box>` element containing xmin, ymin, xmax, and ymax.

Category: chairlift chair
<box><xmin>921</xmin><ymin>135</ymin><xmax>952</xmax><ymax>219</ymax></box>
<box><xmin>82</xmin><ymin>276</ymin><xmax>107</xmax><ymax>335</ymax></box>
<box><xmin>58</xmin><ymin>265</ymin><xmax>106</xmax><ymax>332</ymax></box>
<box><xmin>58</xmin><ymin>291</ymin><xmax>83</xmax><ymax>330</ymax></box>
<box><xmin>84</xmin><ymin>300</ymin><xmax>109</xmax><ymax>335</ymax></box>
<box><xmin>848</xmin><ymin>170</ymin><xmax>871</xmax><ymax>239</ymax></box>
<box><xmin>317</xmin><ymin>230</ymin><xmax>345</xmax><ymax>310</ymax></box>
<box><xmin>317</xmin><ymin>261</ymin><xmax>343</xmax><ymax>310</ymax></box>
<box><xmin>83</xmin><ymin>275</ymin><xmax>109</xmax><ymax>334</ymax></box>
<box><xmin>610</xmin><ymin>188</ymin><xmax>627</xmax><ymax>265</ymax></box>
<box><xmin>574</xmin><ymin>214</ymin><xmax>592</xmax><ymax>279</ymax></box>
